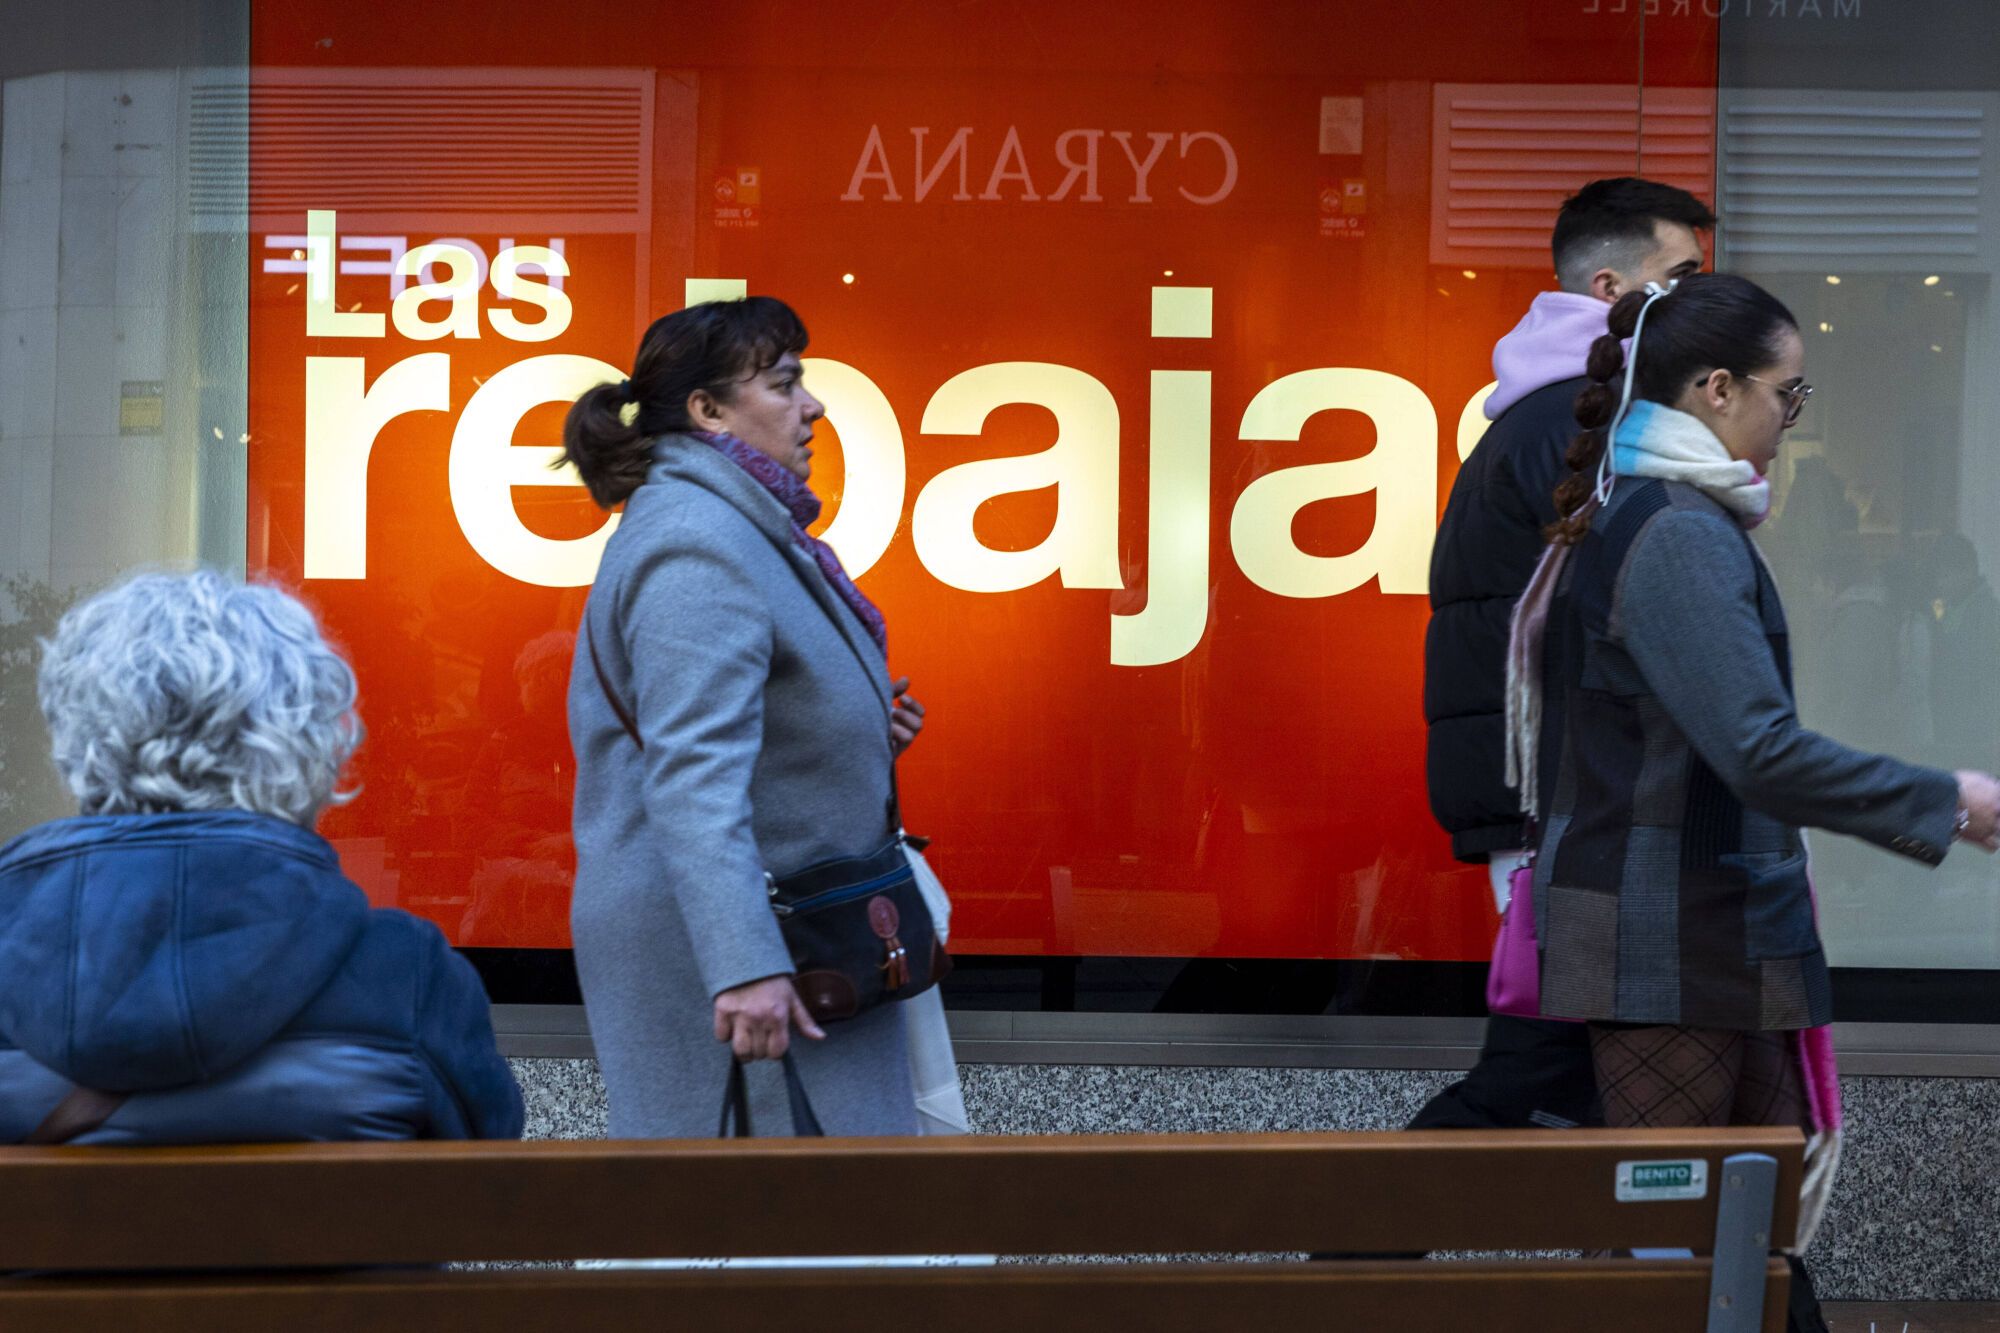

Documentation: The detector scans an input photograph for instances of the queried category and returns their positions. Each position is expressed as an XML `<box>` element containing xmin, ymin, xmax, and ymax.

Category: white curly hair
<box><xmin>38</xmin><ymin>569</ymin><xmax>363</xmax><ymax>826</ymax></box>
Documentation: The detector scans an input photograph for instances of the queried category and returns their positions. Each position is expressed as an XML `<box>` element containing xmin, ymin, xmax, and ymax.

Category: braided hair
<box><xmin>1549</xmin><ymin>272</ymin><xmax>1799</xmax><ymax>545</ymax></box>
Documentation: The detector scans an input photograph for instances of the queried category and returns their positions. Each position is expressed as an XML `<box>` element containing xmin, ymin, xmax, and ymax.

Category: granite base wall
<box><xmin>511</xmin><ymin>1057</ymin><xmax>2000</xmax><ymax>1300</ymax></box>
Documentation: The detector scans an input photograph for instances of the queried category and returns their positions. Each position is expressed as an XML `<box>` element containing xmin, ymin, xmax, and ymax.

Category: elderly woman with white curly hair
<box><xmin>0</xmin><ymin>569</ymin><xmax>522</xmax><ymax>1145</ymax></box>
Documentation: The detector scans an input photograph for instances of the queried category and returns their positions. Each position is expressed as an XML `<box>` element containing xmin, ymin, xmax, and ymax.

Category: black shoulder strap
<box><xmin>25</xmin><ymin>1085</ymin><xmax>127</xmax><ymax>1145</ymax></box>
<box><xmin>584</xmin><ymin>613</ymin><xmax>645</xmax><ymax>751</ymax></box>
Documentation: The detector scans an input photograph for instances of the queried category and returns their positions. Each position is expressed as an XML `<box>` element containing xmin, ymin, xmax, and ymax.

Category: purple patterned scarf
<box><xmin>689</xmin><ymin>430</ymin><xmax>888</xmax><ymax>652</ymax></box>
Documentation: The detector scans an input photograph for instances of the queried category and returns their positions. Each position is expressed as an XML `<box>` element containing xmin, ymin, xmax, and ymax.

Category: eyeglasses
<box><xmin>1741</xmin><ymin>373</ymin><xmax>1814</xmax><ymax>426</ymax></box>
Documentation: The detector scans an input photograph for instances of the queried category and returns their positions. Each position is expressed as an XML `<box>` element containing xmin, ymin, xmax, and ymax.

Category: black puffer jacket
<box><xmin>1423</xmin><ymin>376</ymin><xmax>1584</xmax><ymax>862</ymax></box>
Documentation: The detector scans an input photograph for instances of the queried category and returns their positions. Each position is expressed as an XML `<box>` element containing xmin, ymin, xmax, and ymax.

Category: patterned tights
<box><xmin>1587</xmin><ymin>1025</ymin><xmax>1806</xmax><ymax>1129</ymax></box>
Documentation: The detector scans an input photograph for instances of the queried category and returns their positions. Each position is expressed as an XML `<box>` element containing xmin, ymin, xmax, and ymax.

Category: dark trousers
<box><xmin>1409</xmin><ymin>1013</ymin><xmax>1601</xmax><ymax>1130</ymax></box>
<box><xmin>1405</xmin><ymin>1015</ymin><xmax>1829</xmax><ymax>1333</ymax></box>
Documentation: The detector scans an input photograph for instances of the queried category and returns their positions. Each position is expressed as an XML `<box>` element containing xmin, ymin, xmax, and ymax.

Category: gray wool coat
<box><xmin>568</xmin><ymin>435</ymin><xmax>915</xmax><ymax>1139</ymax></box>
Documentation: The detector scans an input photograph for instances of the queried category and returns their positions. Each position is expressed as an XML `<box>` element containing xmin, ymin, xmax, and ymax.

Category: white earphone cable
<box><xmin>1593</xmin><ymin>278</ymin><xmax>1678</xmax><ymax>507</ymax></box>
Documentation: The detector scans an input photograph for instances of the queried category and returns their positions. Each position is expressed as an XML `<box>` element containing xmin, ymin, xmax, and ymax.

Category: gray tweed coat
<box><xmin>1532</xmin><ymin>479</ymin><xmax>1959</xmax><ymax>1030</ymax></box>
<box><xmin>568</xmin><ymin>435</ymin><xmax>914</xmax><ymax>1139</ymax></box>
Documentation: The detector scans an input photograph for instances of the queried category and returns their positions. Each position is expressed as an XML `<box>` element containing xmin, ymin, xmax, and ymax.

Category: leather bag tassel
<box><xmin>882</xmin><ymin>937</ymin><xmax>910</xmax><ymax>990</ymax></box>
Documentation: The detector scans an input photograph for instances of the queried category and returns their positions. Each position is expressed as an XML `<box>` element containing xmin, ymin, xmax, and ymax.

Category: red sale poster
<box><xmin>246</xmin><ymin>0</ymin><xmax>1716</xmax><ymax>961</ymax></box>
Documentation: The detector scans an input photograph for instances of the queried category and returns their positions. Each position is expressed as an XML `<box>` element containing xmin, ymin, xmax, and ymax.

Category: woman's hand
<box><xmin>889</xmin><ymin>676</ymin><xmax>926</xmax><ymax>756</ymax></box>
<box><xmin>1953</xmin><ymin>770</ymin><xmax>2000</xmax><ymax>852</ymax></box>
<box><xmin>713</xmin><ymin>975</ymin><xmax>825</xmax><ymax>1061</ymax></box>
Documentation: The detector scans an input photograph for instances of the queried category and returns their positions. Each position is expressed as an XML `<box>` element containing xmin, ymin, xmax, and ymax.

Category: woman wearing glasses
<box><xmin>1504</xmin><ymin>272</ymin><xmax>2000</xmax><ymax>1235</ymax></box>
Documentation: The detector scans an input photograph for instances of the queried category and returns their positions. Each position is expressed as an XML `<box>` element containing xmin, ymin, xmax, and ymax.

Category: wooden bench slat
<box><xmin>0</xmin><ymin>1127</ymin><xmax>1801</xmax><ymax>1270</ymax></box>
<box><xmin>0</xmin><ymin>1259</ymin><xmax>1793</xmax><ymax>1333</ymax></box>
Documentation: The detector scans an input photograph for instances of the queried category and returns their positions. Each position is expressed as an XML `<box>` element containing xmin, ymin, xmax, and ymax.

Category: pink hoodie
<box><xmin>1484</xmin><ymin>291</ymin><xmax>1612</xmax><ymax>420</ymax></box>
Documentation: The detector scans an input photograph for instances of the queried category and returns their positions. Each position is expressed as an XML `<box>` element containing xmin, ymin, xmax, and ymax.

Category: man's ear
<box><xmin>1590</xmin><ymin>268</ymin><xmax>1623</xmax><ymax>303</ymax></box>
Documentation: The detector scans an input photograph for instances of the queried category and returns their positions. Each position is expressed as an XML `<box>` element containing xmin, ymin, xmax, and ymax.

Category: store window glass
<box><xmin>1721</xmin><ymin>1</ymin><xmax>2000</xmax><ymax>971</ymax></box>
<box><xmin>0</xmin><ymin>1</ymin><xmax>250</xmax><ymax>837</ymax></box>
<box><xmin>208</xmin><ymin>2</ymin><xmax>1695</xmax><ymax>1006</ymax></box>
<box><xmin>28</xmin><ymin>4</ymin><xmax>1980</xmax><ymax>1024</ymax></box>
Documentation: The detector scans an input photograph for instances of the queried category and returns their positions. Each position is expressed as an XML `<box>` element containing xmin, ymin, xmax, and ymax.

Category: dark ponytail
<box><xmin>562</xmin><ymin>380</ymin><xmax>645</xmax><ymax>509</ymax></box>
<box><xmin>1549</xmin><ymin>273</ymin><xmax>1798</xmax><ymax>545</ymax></box>
<box><xmin>559</xmin><ymin>296</ymin><xmax>810</xmax><ymax>508</ymax></box>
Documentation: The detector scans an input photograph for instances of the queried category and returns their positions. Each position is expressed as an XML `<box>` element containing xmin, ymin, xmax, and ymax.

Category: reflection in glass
<box><xmin>1721</xmin><ymin>6</ymin><xmax>2000</xmax><ymax>966</ymax></box>
<box><xmin>0</xmin><ymin>6</ymin><xmax>251</xmax><ymax>842</ymax></box>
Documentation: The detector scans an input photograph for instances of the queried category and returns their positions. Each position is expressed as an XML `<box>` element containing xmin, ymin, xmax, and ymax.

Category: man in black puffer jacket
<box><xmin>1416</xmin><ymin>184</ymin><xmax>1712</xmax><ymax>1112</ymax></box>
<box><xmin>1416</xmin><ymin>179</ymin><xmax>1711</xmax><ymax>1131</ymax></box>
<box><xmin>1425</xmin><ymin>178</ymin><xmax>1712</xmax><ymax>879</ymax></box>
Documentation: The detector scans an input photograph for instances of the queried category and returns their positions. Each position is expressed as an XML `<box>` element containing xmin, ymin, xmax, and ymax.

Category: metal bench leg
<box><xmin>1706</xmin><ymin>1151</ymin><xmax>1778</xmax><ymax>1333</ymax></box>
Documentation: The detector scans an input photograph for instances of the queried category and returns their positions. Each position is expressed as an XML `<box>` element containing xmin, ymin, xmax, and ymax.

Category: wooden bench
<box><xmin>0</xmin><ymin>1125</ymin><xmax>1801</xmax><ymax>1331</ymax></box>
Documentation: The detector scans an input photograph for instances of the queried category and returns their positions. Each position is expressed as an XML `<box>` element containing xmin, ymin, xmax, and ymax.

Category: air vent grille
<box><xmin>187</xmin><ymin>68</ymin><xmax>653</xmax><ymax>232</ymax></box>
<box><xmin>1719</xmin><ymin>99</ymin><xmax>1984</xmax><ymax>261</ymax></box>
<box><xmin>1431</xmin><ymin>84</ymin><xmax>1716</xmax><ymax>269</ymax></box>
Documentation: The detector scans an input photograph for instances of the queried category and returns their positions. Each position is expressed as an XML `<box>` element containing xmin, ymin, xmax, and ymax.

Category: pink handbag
<box><xmin>1484</xmin><ymin>861</ymin><xmax>1544</xmax><ymax>1018</ymax></box>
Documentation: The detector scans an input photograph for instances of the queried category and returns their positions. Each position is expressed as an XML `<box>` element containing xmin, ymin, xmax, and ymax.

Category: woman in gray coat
<box><xmin>560</xmin><ymin>298</ymin><xmax>927</xmax><ymax>1138</ymax></box>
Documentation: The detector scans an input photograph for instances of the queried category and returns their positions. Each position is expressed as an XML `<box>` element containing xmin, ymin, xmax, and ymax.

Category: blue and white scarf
<box><xmin>1609</xmin><ymin>399</ymin><xmax>1771</xmax><ymax>529</ymax></box>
